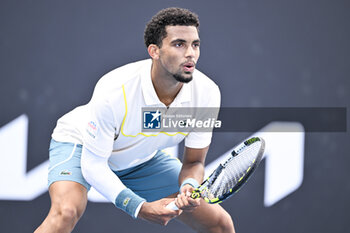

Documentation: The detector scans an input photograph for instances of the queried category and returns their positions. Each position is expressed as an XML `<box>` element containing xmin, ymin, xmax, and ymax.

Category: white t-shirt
<box><xmin>52</xmin><ymin>59</ymin><xmax>220</xmax><ymax>171</ymax></box>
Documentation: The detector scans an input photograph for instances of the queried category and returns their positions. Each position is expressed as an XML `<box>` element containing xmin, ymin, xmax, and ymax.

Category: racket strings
<box><xmin>207</xmin><ymin>142</ymin><xmax>262</xmax><ymax>198</ymax></box>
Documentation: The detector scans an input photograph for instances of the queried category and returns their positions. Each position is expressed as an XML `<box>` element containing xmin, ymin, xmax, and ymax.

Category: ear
<box><xmin>147</xmin><ymin>44</ymin><xmax>160</xmax><ymax>60</ymax></box>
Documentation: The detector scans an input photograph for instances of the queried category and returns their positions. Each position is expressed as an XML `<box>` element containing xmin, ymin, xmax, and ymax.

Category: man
<box><xmin>35</xmin><ymin>7</ymin><xmax>235</xmax><ymax>233</ymax></box>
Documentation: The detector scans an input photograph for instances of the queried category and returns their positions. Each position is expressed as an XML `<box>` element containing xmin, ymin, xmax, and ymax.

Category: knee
<box><xmin>59</xmin><ymin>205</ymin><xmax>82</xmax><ymax>223</ymax></box>
<box><xmin>216</xmin><ymin>211</ymin><xmax>235</xmax><ymax>233</ymax></box>
<box><xmin>50</xmin><ymin>204</ymin><xmax>84</xmax><ymax>228</ymax></box>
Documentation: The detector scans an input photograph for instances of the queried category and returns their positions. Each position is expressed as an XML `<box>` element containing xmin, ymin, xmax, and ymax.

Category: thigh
<box><xmin>114</xmin><ymin>150</ymin><xmax>182</xmax><ymax>202</ymax></box>
<box><xmin>177</xmin><ymin>199</ymin><xmax>234</xmax><ymax>233</ymax></box>
<box><xmin>49</xmin><ymin>181</ymin><xmax>88</xmax><ymax>216</ymax></box>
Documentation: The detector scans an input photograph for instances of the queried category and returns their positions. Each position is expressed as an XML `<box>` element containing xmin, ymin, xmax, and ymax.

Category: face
<box><xmin>157</xmin><ymin>25</ymin><xmax>200</xmax><ymax>83</ymax></box>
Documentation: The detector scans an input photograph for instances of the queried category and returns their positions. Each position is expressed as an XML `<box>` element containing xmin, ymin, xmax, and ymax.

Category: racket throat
<box><xmin>191</xmin><ymin>189</ymin><xmax>201</xmax><ymax>199</ymax></box>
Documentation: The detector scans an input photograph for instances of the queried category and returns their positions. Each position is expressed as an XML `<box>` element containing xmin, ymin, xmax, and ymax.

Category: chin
<box><xmin>173</xmin><ymin>74</ymin><xmax>193</xmax><ymax>83</ymax></box>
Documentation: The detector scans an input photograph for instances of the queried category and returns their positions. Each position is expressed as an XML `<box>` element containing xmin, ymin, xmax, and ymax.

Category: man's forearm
<box><xmin>179</xmin><ymin>161</ymin><xmax>205</xmax><ymax>187</ymax></box>
<box><xmin>179</xmin><ymin>146</ymin><xmax>209</xmax><ymax>187</ymax></box>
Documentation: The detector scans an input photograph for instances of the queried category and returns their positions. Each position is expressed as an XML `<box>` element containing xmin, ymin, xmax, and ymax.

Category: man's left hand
<box><xmin>175</xmin><ymin>184</ymin><xmax>201</xmax><ymax>212</ymax></box>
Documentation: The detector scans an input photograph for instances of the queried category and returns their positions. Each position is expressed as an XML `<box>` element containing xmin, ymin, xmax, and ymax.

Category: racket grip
<box><xmin>166</xmin><ymin>201</ymin><xmax>179</xmax><ymax>210</ymax></box>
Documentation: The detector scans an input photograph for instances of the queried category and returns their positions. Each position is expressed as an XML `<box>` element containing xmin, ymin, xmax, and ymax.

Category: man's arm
<box><xmin>174</xmin><ymin>146</ymin><xmax>209</xmax><ymax>212</ymax></box>
<box><xmin>81</xmin><ymin>147</ymin><xmax>181</xmax><ymax>224</ymax></box>
<box><xmin>179</xmin><ymin>146</ymin><xmax>209</xmax><ymax>186</ymax></box>
<box><xmin>81</xmin><ymin>147</ymin><xmax>147</xmax><ymax>217</ymax></box>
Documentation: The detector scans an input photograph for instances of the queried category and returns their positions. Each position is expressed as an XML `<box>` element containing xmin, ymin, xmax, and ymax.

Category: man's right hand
<box><xmin>137</xmin><ymin>198</ymin><xmax>182</xmax><ymax>226</ymax></box>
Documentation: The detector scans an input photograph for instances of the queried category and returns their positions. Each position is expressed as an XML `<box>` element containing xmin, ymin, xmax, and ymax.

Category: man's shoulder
<box><xmin>193</xmin><ymin>69</ymin><xmax>219</xmax><ymax>90</ymax></box>
<box><xmin>97</xmin><ymin>59</ymin><xmax>151</xmax><ymax>87</ymax></box>
<box><xmin>191</xmin><ymin>69</ymin><xmax>221</xmax><ymax>107</ymax></box>
<box><xmin>91</xmin><ymin>59</ymin><xmax>151</xmax><ymax>97</ymax></box>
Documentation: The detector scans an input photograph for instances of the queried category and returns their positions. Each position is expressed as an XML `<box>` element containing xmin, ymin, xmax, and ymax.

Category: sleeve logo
<box><xmin>86</xmin><ymin>121</ymin><xmax>98</xmax><ymax>139</ymax></box>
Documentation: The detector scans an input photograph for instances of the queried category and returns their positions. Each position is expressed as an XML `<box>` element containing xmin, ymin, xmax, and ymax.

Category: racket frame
<box><xmin>192</xmin><ymin>137</ymin><xmax>265</xmax><ymax>204</ymax></box>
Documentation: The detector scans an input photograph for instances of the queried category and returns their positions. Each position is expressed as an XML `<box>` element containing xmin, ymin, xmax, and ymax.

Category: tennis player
<box><xmin>34</xmin><ymin>7</ymin><xmax>235</xmax><ymax>233</ymax></box>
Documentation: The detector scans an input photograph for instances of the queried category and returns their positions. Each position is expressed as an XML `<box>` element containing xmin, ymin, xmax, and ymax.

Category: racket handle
<box><xmin>166</xmin><ymin>201</ymin><xmax>179</xmax><ymax>210</ymax></box>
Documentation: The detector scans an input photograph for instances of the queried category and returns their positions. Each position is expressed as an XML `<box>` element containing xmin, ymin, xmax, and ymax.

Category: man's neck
<box><xmin>151</xmin><ymin>62</ymin><xmax>184</xmax><ymax>107</ymax></box>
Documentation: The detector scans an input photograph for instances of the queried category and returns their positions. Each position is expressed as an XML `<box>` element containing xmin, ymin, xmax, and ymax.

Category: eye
<box><xmin>193</xmin><ymin>43</ymin><xmax>200</xmax><ymax>48</ymax></box>
<box><xmin>175</xmin><ymin>42</ymin><xmax>184</xmax><ymax>47</ymax></box>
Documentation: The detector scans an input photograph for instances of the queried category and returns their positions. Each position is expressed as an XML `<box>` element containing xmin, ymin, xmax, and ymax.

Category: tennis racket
<box><xmin>166</xmin><ymin>136</ymin><xmax>265</xmax><ymax>210</ymax></box>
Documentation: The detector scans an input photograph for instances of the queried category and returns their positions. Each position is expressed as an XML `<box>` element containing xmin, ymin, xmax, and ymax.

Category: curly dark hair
<box><xmin>144</xmin><ymin>7</ymin><xmax>200</xmax><ymax>48</ymax></box>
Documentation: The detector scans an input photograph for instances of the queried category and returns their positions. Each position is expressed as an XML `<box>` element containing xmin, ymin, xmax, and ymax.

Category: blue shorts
<box><xmin>48</xmin><ymin>139</ymin><xmax>182</xmax><ymax>201</ymax></box>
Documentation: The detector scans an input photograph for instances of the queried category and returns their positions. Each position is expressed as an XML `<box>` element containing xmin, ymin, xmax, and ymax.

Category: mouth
<box><xmin>183</xmin><ymin>62</ymin><xmax>195</xmax><ymax>73</ymax></box>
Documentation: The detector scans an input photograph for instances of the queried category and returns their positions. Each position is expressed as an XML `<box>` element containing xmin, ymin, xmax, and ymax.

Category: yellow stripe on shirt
<box><xmin>120</xmin><ymin>85</ymin><xmax>188</xmax><ymax>137</ymax></box>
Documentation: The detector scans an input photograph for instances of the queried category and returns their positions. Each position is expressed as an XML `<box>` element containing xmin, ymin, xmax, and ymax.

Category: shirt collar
<box><xmin>141</xmin><ymin>59</ymin><xmax>192</xmax><ymax>106</ymax></box>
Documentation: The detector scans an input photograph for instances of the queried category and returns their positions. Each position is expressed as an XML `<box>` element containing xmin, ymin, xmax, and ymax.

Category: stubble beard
<box><xmin>172</xmin><ymin>73</ymin><xmax>193</xmax><ymax>83</ymax></box>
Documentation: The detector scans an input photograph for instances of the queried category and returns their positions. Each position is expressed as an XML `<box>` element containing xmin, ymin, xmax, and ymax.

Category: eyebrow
<box><xmin>170</xmin><ymin>39</ymin><xmax>201</xmax><ymax>44</ymax></box>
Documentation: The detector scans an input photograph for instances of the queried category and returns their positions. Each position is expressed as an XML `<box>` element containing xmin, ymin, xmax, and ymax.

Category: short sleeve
<box><xmin>185</xmin><ymin>85</ymin><xmax>221</xmax><ymax>149</ymax></box>
<box><xmin>83</xmin><ymin>97</ymin><xmax>118</xmax><ymax>157</ymax></box>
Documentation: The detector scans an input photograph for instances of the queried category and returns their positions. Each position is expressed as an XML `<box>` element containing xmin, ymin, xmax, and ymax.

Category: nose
<box><xmin>185</xmin><ymin>46</ymin><xmax>196</xmax><ymax>58</ymax></box>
